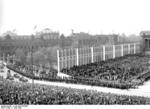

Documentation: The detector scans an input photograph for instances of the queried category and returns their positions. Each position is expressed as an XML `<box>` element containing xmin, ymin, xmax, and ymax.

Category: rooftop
<box><xmin>140</xmin><ymin>31</ymin><xmax>150</xmax><ymax>36</ymax></box>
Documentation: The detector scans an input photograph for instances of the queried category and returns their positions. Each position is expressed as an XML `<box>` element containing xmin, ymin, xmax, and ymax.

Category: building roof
<box><xmin>140</xmin><ymin>31</ymin><xmax>150</xmax><ymax>36</ymax></box>
<box><xmin>2</xmin><ymin>31</ymin><xmax>17</xmax><ymax>37</ymax></box>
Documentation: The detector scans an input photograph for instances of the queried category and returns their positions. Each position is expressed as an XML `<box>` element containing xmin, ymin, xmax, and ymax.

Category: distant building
<box><xmin>11</xmin><ymin>35</ymin><xmax>32</xmax><ymax>40</ymax></box>
<box><xmin>69</xmin><ymin>32</ymin><xmax>118</xmax><ymax>48</ymax></box>
<box><xmin>1</xmin><ymin>31</ymin><xmax>17</xmax><ymax>37</ymax></box>
<box><xmin>0</xmin><ymin>30</ymin><xmax>119</xmax><ymax>56</ymax></box>
<box><xmin>0</xmin><ymin>29</ymin><xmax>61</xmax><ymax>56</ymax></box>
<box><xmin>36</xmin><ymin>28</ymin><xmax>60</xmax><ymax>40</ymax></box>
<box><xmin>140</xmin><ymin>31</ymin><xmax>150</xmax><ymax>54</ymax></box>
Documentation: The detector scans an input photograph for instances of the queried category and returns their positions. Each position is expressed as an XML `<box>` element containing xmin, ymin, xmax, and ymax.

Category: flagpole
<box><xmin>31</xmin><ymin>43</ymin><xmax>34</xmax><ymax>93</ymax></box>
<box><xmin>31</xmin><ymin>25</ymin><xmax>37</xmax><ymax>93</ymax></box>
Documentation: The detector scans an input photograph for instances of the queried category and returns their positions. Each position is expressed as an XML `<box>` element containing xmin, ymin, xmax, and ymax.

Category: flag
<box><xmin>34</xmin><ymin>25</ymin><xmax>37</xmax><ymax>30</ymax></box>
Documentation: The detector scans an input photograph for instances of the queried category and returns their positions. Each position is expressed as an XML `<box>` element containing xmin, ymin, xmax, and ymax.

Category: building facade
<box><xmin>140</xmin><ymin>31</ymin><xmax>150</xmax><ymax>53</ymax></box>
<box><xmin>0</xmin><ymin>34</ymin><xmax>60</xmax><ymax>56</ymax></box>
<box><xmin>70</xmin><ymin>32</ymin><xmax>119</xmax><ymax>48</ymax></box>
<box><xmin>0</xmin><ymin>31</ymin><xmax>119</xmax><ymax>57</ymax></box>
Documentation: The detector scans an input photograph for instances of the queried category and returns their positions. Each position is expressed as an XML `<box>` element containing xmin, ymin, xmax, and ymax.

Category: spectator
<box><xmin>0</xmin><ymin>78</ymin><xmax>149</xmax><ymax>105</ymax></box>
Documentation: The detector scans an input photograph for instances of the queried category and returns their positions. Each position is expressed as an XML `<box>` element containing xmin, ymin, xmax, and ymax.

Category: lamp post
<box><xmin>30</xmin><ymin>35</ymin><xmax>34</xmax><ymax>92</ymax></box>
<box><xmin>31</xmin><ymin>26</ymin><xmax>37</xmax><ymax>92</ymax></box>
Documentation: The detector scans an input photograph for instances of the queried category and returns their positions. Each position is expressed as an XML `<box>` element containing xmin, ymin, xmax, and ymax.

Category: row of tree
<box><xmin>14</xmin><ymin>46</ymin><xmax>59</xmax><ymax>68</ymax></box>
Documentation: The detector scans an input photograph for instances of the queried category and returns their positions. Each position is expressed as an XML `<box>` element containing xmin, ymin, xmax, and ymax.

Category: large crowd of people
<box><xmin>7</xmin><ymin>64</ymin><xmax>134</xmax><ymax>89</ymax></box>
<box><xmin>1</xmin><ymin>54</ymin><xmax>150</xmax><ymax>104</ymax></box>
<box><xmin>0</xmin><ymin>78</ymin><xmax>150</xmax><ymax>105</ymax></box>
<box><xmin>9</xmin><ymin>63</ymin><xmax>58</xmax><ymax>79</ymax></box>
<box><xmin>5</xmin><ymin>54</ymin><xmax>150</xmax><ymax>89</ymax></box>
<box><xmin>62</xmin><ymin>54</ymin><xmax>149</xmax><ymax>83</ymax></box>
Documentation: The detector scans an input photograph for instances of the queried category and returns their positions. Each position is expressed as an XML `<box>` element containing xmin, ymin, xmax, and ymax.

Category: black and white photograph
<box><xmin>1</xmin><ymin>0</ymin><xmax>150</xmax><ymax>108</ymax></box>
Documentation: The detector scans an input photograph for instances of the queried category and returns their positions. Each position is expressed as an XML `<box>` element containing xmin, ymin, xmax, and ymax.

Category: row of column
<box><xmin>145</xmin><ymin>39</ymin><xmax>150</xmax><ymax>50</ymax></box>
<box><xmin>57</xmin><ymin>43</ymin><xmax>137</xmax><ymax>73</ymax></box>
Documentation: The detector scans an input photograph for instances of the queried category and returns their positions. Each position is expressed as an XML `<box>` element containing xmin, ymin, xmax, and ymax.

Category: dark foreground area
<box><xmin>0</xmin><ymin>77</ymin><xmax>150</xmax><ymax>105</ymax></box>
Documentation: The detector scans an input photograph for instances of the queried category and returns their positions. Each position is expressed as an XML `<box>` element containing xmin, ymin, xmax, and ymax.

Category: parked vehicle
<box><xmin>19</xmin><ymin>77</ymin><xmax>28</xmax><ymax>82</ymax></box>
<box><xmin>14</xmin><ymin>73</ymin><xmax>20</xmax><ymax>78</ymax></box>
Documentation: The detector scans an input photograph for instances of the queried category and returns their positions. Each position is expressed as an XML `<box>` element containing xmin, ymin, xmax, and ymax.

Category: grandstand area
<box><xmin>1</xmin><ymin>53</ymin><xmax>150</xmax><ymax>104</ymax></box>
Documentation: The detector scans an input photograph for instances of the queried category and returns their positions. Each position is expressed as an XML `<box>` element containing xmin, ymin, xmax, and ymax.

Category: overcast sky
<box><xmin>0</xmin><ymin>0</ymin><xmax>2</xmax><ymax>31</ymax></box>
<box><xmin>1</xmin><ymin>0</ymin><xmax>150</xmax><ymax>36</ymax></box>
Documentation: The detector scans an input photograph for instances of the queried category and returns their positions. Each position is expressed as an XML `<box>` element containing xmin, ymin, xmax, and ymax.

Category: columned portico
<box><xmin>141</xmin><ymin>31</ymin><xmax>150</xmax><ymax>54</ymax></box>
<box><xmin>144</xmin><ymin>39</ymin><xmax>150</xmax><ymax>50</ymax></box>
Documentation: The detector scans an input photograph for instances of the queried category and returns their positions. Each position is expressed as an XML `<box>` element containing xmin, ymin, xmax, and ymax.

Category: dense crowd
<box><xmin>0</xmin><ymin>78</ymin><xmax>150</xmax><ymax>105</ymax></box>
<box><xmin>1</xmin><ymin>54</ymin><xmax>150</xmax><ymax>105</ymax></box>
<box><xmin>62</xmin><ymin>54</ymin><xmax>149</xmax><ymax>83</ymax></box>
<box><xmin>5</xmin><ymin>54</ymin><xmax>150</xmax><ymax>89</ymax></box>
<box><xmin>7</xmin><ymin>65</ymin><xmax>135</xmax><ymax>89</ymax></box>
<box><xmin>10</xmin><ymin>63</ymin><xmax>57</xmax><ymax>79</ymax></box>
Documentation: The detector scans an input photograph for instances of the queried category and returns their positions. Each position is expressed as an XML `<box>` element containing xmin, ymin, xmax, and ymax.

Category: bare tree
<box><xmin>15</xmin><ymin>48</ymin><xmax>26</xmax><ymax>64</ymax></box>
